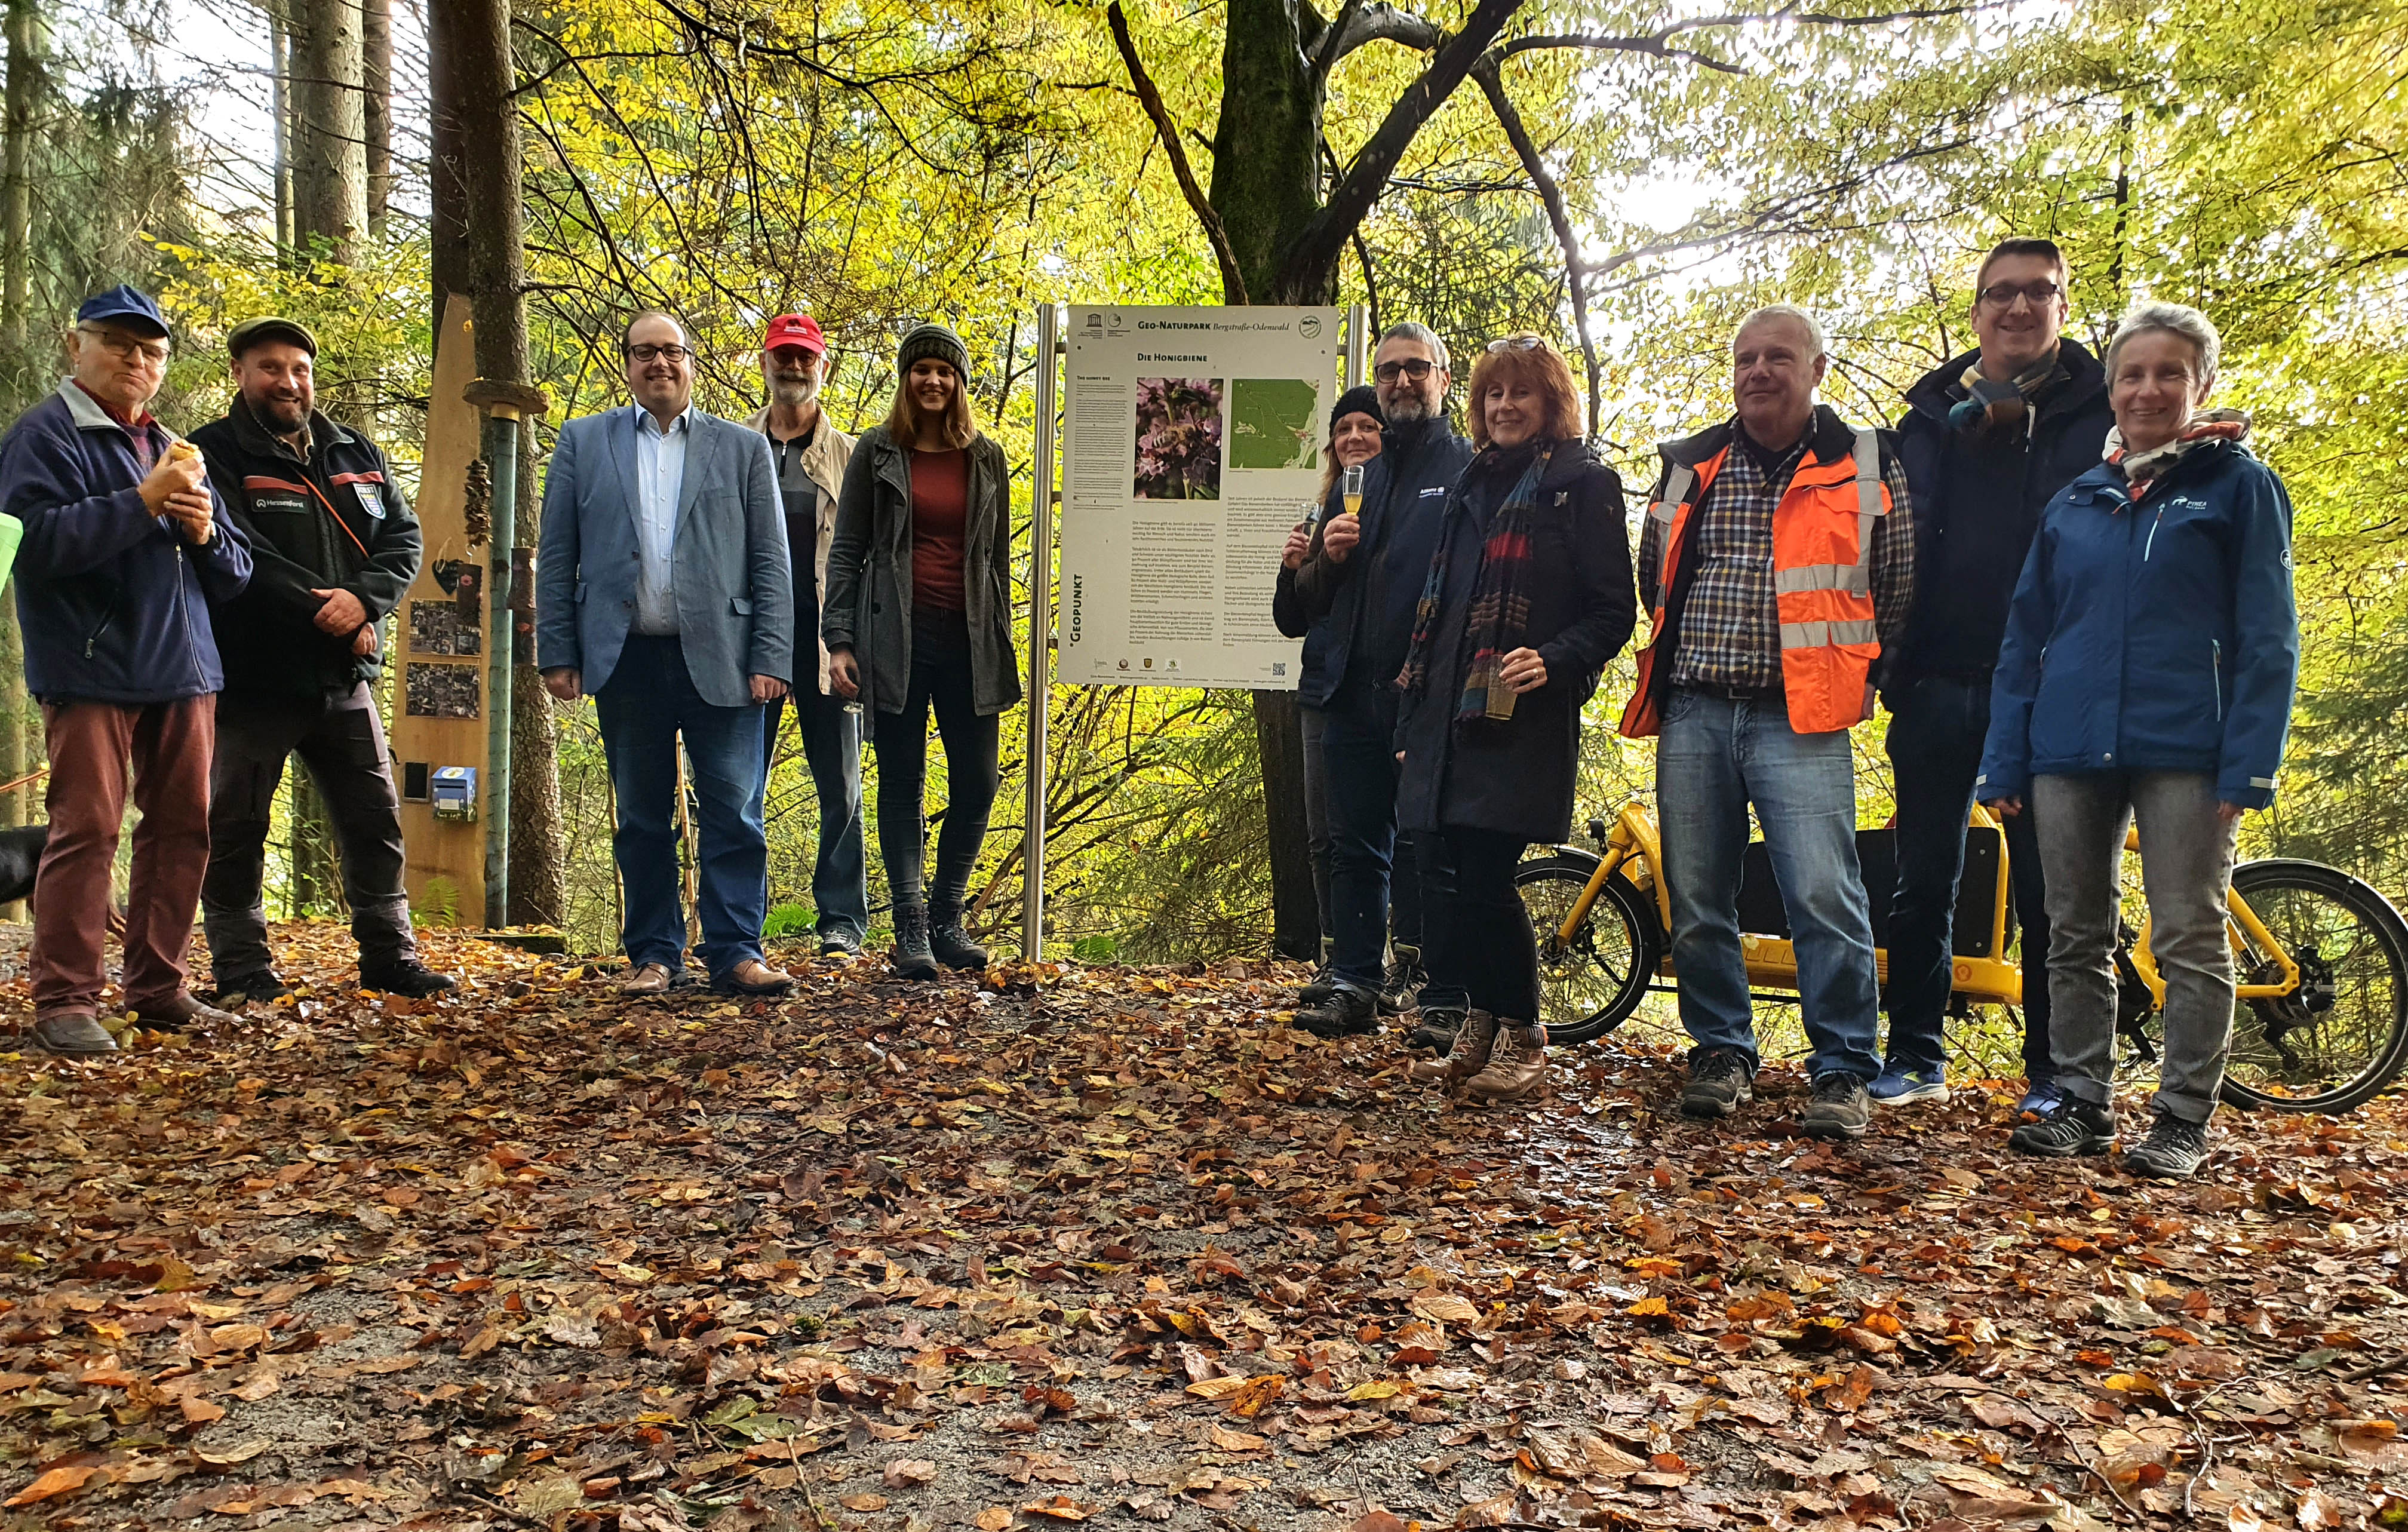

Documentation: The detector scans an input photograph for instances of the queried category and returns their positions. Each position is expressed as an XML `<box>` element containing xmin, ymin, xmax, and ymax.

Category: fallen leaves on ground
<box><xmin>0</xmin><ymin>922</ymin><xmax>2403</xmax><ymax>1532</ymax></box>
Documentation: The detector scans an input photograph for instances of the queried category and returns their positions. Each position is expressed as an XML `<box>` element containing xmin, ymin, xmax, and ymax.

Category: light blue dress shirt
<box><xmin>632</xmin><ymin>404</ymin><xmax>692</xmax><ymax>634</ymax></box>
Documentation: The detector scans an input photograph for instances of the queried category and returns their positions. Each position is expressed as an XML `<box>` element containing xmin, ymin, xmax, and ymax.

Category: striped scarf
<box><xmin>2107</xmin><ymin>408</ymin><xmax>2252</xmax><ymax>495</ymax></box>
<box><xmin>1396</xmin><ymin>442</ymin><xmax>1553</xmax><ymax>725</ymax></box>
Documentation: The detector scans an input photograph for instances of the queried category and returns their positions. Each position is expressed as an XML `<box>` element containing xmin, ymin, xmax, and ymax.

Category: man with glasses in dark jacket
<box><xmin>1286</xmin><ymin>322</ymin><xmax>1475</xmax><ymax>1039</ymax></box>
<box><xmin>1873</xmin><ymin>238</ymin><xmax>2114</xmax><ymax>1115</ymax></box>
<box><xmin>192</xmin><ymin>316</ymin><xmax>454</xmax><ymax>1002</ymax></box>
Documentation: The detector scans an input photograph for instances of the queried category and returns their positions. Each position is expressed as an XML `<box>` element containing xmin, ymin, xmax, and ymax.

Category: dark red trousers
<box><xmin>30</xmin><ymin>695</ymin><xmax>214</xmax><ymax>1016</ymax></box>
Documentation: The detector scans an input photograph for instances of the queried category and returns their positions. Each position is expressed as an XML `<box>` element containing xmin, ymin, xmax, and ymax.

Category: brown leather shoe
<box><xmin>1409</xmin><ymin>1009</ymin><xmax>1495</xmax><ymax>1085</ymax></box>
<box><xmin>32</xmin><ymin>1010</ymin><xmax>116</xmax><ymax>1056</ymax></box>
<box><xmin>715</xmin><ymin>958</ymin><xmax>795</xmax><ymax>996</ymax></box>
<box><xmin>127</xmin><ymin>991</ymin><xmax>238</xmax><ymax>1030</ymax></box>
<box><xmin>619</xmin><ymin>963</ymin><xmax>674</xmax><ymax>996</ymax></box>
<box><xmin>1467</xmin><ymin>1021</ymin><xmax>1548</xmax><ymax>1103</ymax></box>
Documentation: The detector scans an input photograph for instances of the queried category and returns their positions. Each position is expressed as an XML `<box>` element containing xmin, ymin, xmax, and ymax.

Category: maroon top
<box><xmin>909</xmin><ymin>448</ymin><xmax>969</xmax><ymax>612</ymax></box>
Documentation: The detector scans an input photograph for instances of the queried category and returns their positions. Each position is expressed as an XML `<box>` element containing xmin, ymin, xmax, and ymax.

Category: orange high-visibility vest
<box><xmin>1619</xmin><ymin>427</ymin><xmax>1890</xmax><ymax>738</ymax></box>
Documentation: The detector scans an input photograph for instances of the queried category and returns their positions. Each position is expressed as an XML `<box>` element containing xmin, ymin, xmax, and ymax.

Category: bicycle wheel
<box><xmin>1516</xmin><ymin>854</ymin><xmax>1661</xmax><ymax>1046</ymax></box>
<box><xmin>2220</xmin><ymin>859</ymin><xmax>2408</xmax><ymax>1113</ymax></box>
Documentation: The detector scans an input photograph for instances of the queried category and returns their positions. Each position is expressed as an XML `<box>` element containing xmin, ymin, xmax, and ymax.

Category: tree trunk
<box><xmin>1</xmin><ymin>0</ymin><xmax>41</xmax><ymax>919</ymax></box>
<box><xmin>431</xmin><ymin>0</ymin><xmax>564</xmax><ymax>928</ymax></box>
<box><xmin>288</xmin><ymin>0</ymin><xmax>366</xmax><ymax>262</ymax></box>
<box><xmin>1209</xmin><ymin>0</ymin><xmax>1331</xmax><ymax>960</ymax></box>
<box><xmin>361</xmin><ymin>0</ymin><xmax>390</xmax><ymax>229</ymax></box>
<box><xmin>268</xmin><ymin>1</ymin><xmax>292</xmax><ymax>253</ymax></box>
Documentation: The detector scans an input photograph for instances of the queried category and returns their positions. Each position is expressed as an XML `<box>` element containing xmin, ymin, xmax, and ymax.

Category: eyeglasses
<box><xmin>1486</xmin><ymin>334</ymin><xmax>1546</xmax><ymax>353</ymax></box>
<box><xmin>1374</xmin><ymin>357</ymin><xmax>1436</xmax><ymax>382</ymax></box>
<box><xmin>625</xmin><ymin>343</ymin><xmax>694</xmax><ymax>364</ymax></box>
<box><xmin>78</xmin><ymin>326</ymin><xmax>170</xmax><ymax>364</ymax></box>
<box><xmin>1977</xmin><ymin>280</ymin><xmax>2065</xmax><ymax>310</ymax></box>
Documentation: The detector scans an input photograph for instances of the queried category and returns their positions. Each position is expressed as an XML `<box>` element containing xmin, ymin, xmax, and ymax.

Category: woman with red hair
<box><xmin>1392</xmin><ymin>335</ymin><xmax>1637</xmax><ymax>1102</ymax></box>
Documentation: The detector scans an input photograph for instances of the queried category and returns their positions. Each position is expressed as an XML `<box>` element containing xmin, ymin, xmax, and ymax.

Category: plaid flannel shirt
<box><xmin>1637</xmin><ymin>423</ymin><xmax>1917</xmax><ymax>693</ymax></box>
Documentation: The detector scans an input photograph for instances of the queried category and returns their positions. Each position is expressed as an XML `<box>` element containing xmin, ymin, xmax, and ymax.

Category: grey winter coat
<box><xmin>821</xmin><ymin>425</ymin><xmax>1021</xmax><ymax>717</ymax></box>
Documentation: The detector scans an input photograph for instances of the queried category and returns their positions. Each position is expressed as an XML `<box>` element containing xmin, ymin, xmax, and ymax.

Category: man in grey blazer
<box><xmin>535</xmin><ymin>310</ymin><xmax>797</xmax><ymax>997</ymax></box>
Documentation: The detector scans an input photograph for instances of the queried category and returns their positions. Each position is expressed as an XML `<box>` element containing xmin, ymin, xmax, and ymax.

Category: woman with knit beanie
<box><xmin>824</xmin><ymin>323</ymin><xmax>1021</xmax><ymax>980</ymax></box>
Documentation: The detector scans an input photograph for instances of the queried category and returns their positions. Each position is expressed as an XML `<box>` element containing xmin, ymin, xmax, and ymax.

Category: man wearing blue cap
<box><xmin>0</xmin><ymin>284</ymin><xmax>254</xmax><ymax>1056</ymax></box>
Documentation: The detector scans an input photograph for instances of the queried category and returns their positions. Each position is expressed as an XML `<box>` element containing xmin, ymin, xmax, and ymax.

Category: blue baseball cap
<box><xmin>76</xmin><ymin>284</ymin><xmax>169</xmax><ymax>339</ymax></box>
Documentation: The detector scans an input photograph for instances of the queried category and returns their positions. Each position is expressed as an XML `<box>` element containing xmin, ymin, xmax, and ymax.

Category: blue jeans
<box><xmin>764</xmin><ymin>684</ymin><xmax>868</xmax><ymax>940</ymax></box>
<box><xmin>595</xmin><ymin>634</ymin><xmax>769</xmax><ymax>981</ymax></box>
<box><xmin>1657</xmin><ymin>687</ymin><xmax>1881</xmax><ymax>1080</ymax></box>
<box><xmin>1882</xmin><ymin>676</ymin><xmax>2052</xmax><ymax>1079</ymax></box>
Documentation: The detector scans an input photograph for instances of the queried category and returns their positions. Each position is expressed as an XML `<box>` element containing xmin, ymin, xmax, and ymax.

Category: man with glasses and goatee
<box><xmin>1285</xmin><ymin>322</ymin><xmax>1475</xmax><ymax>1040</ymax></box>
<box><xmin>535</xmin><ymin>311</ymin><xmax>797</xmax><ymax>1000</ymax></box>
<box><xmin>1872</xmin><ymin>238</ymin><xmax>2113</xmax><ymax>1118</ymax></box>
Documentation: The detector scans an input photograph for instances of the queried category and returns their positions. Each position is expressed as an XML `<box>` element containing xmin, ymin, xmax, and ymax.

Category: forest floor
<box><xmin>1</xmin><ymin>925</ymin><xmax>2404</xmax><ymax>1532</ymax></box>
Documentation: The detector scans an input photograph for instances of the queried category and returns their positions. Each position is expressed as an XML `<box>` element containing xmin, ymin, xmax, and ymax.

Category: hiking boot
<box><xmin>1295</xmin><ymin>963</ymin><xmax>1340</xmax><ymax>1007</ymax></box>
<box><xmin>2122</xmin><ymin>1112</ymin><xmax>2211</xmax><ymax>1180</ymax></box>
<box><xmin>1681</xmin><ymin>1047</ymin><xmax>1755</xmax><ymax>1119</ymax></box>
<box><xmin>1405</xmin><ymin>1004</ymin><xmax>1467</xmax><ymax>1053</ymax></box>
<box><xmin>929</xmin><ymin>913</ymin><xmax>990</xmax><ymax>971</ymax></box>
<box><xmin>1467</xmin><ymin>1020</ymin><xmax>1547</xmax><ymax>1103</ymax></box>
<box><xmin>1799</xmin><ymin>1072</ymin><xmax>1872</xmax><ymax>1141</ymax></box>
<box><xmin>32</xmin><ymin>1010</ymin><xmax>115</xmax><ymax>1057</ymax></box>
<box><xmin>126</xmin><ymin>991</ymin><xmax>238</xmax><ymax>1031</ymax></box>
<box><xmin>891</xmin><ymin>904</ymin><xmax>940</xmax><ymax>982</ymax></box>
<box><xmin>213</xmin><ymin>970</ymin><xmax>294</xmax><ymax>1006</ymax></box>
<box><xmin>1379</xmin><ymin>945</ymin><xmax>1425</xmax><ymax>1016</ymax></box>
<box><xmin>2009</xmin><ymin>1098</ymin><xmax>2117</xmax><ymax>1158</ymax></box>
<box><xmin>1295</xmin><ymin>984</ymin><xmax>1378</xmax><ymax>1039</ymax></box>
<box><xmin>1868</xmin><ymin>1065</ymin><xmax>1949</xmax><ymax>1106</ymax></box>
<box><xmin>1409</xmin><ymin>1009</ymin><xmax>1497</xmax><ymax>1085</ymax></box>
<box><xmin>360</xmin><ymin>959</ymin><xmax>457</xmax><ymax>999</ymax></box>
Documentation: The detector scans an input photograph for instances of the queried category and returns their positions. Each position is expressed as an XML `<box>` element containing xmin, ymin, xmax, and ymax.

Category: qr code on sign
<box><xmin>1272</xmin><ymin>662</ymin><xmax>1287</xmax><ymax>677</ymax></box>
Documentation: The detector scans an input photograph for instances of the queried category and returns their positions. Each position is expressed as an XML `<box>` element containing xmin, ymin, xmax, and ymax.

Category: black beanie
<box><xmin>1330</xmin><ymin>383</ymin><xmax>1384</xmax><ymax>432</ymax></box>
<box><xmin>896</xmin><ymin>322</ymin><xmax>970</xmax><ymax>378</ymax></box>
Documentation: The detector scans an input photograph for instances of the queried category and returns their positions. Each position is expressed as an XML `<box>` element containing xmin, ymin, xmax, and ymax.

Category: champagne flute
<box><xmin>1341</xmin><ymin>462</ymin><xmax>1365</xmax><ymax>523</ymax></box>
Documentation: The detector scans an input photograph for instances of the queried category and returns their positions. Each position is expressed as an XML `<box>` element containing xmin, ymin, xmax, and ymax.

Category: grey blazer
<box><xmin>534</xmin><ymin>404</ymin><xmax>793</xmax><ymax>707</ymax></box>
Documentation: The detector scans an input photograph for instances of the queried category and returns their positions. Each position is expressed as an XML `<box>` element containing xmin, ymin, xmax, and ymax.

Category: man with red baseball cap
<box><xmin>744</xmin><ymin>312</ymin><xmax>865</xmax><ymax>954</ymax></box>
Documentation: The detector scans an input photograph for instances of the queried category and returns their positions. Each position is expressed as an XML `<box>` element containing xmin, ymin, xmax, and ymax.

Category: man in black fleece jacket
<box><xmin>1875</xmin><ymin>239</ymin><xmax>2112</xmax><ymax>1114</ymax></box>
<box><xmin>1288</xmin><ymin>323</ymin><xmax>1475</xmax><ymax>1038</ymax></box>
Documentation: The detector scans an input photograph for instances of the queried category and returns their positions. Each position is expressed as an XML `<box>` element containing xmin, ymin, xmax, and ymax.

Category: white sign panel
<box><xmin>1056</xmin><ymin>304</ymin><xmax>1341</xmax><ymax>688</ymax></box>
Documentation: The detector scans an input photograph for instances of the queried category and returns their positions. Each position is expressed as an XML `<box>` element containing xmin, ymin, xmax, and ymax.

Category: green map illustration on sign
<box><xmin>1227</xmin><ymin>379</ymin><xmax>1323</xmax><ymax>471</ymax></box>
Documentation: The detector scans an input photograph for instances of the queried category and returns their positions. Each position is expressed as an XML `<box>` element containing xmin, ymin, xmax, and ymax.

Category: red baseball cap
<box><xmin>761</xmin><ymin>313</ymin><xmax>826</xmax><ymax>355</ymax></box>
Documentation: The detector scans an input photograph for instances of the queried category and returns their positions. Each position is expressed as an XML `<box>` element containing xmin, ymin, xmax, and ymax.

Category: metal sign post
<box><xmin>1346</xmin><ymin>302</ymin><xmax>1368</xmax><ymax>388</ymax></box>
<box><xmin>1021</xmin><ymin>304</ymin><xmax>1061</xmax><ymax>959</ymax></box>
<box><xmin>462</xmin><ymin>378</ymin><xmax>549</xmax><ymax>929</ymax></box>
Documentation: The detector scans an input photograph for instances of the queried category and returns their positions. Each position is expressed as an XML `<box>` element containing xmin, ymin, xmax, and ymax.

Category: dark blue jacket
<box><xmin>1976</xmin><ymin>439</ymin><xmax>2299</xmax><ymax>810</ymax></box>
<box><xmin>1891</xmin><ymin>339</ymin><xmax>2112</xmax><ymax>683</ymax></box>
<box><xmin>1290</xmin><ymin>416</ymin><xmax>1474</xmax><ymax>707</ymax></box>
<box><xmin>1</xmin><ymin>380</ymin><xmax>252</xmax><ymax>704</ymax></box>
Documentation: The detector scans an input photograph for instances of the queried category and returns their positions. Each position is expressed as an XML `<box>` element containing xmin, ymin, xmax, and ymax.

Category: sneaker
<box><xmin>213</xmin><ymin>971</ymin><xmax>293</xmax><ymax>1005</ymax></box>
<box><xmin>1294</xmin><ymin>984</ymin><xmax>1378</xmax><ymax>1039</ymax></box>
<box><xmin>1405</xmin><ymin>1004</ymin><xmax>1467</xmax><ymax>1053</ymax></box>
<box><xmin>1410</xmin><ymin>1009</ymin><xmax>1497</xmax><ymax>1085</ymax></box>
<box><xmin>1680</xmin><ymin>1048</ymin><xmax>1755</xmax><ymax>1119</ymax></box>
<box><xmin>2122</xmin><ymin>1112</ymin><xmax>2210</xmax><ymax>1180</ymax></box>
<box><xmin>1799</xmin><ymin>1072</ymin><xmax>1872</xmax><ymax>1140</ymax></box>
<box><xmin>32</xmin><ymin>1011</ymin><xmax>116</xmax><ymax>1057</ymax></box>
<box><xmin>360</xmin><ymin>960</ymin><xmax>457</xmax><ymax>999</ymax></box>
<box><xmin>2014</xmin><ymin>1079</ymin><xmax>2063</xmax><ymax>1118</ymax></box>
<box><xmin>818</xmin><ymin>929</ymin><xmax>864</xmax><ymax>957</ymax></box>
<box><xmin>890</xmin><ymin>905</ymin><xmax>940</xmax><ymax>983</ymax></box>
<box><xmin>2008</xmin><ymin>1098</ymin><xmax>2117</xmax><ymax>1158</ymax></box>
<box><xmin>1467</xmin><ymin>1021</ymin><xmax>1547</xmax><ymax>1102</ymax></box>
<box><xmin>1868</xmin><ymin>1066</ymin><xmax>1949</xmax><ymax>1106</ymax></box>
<box><xmin>929</xmin><ymin>915</ymin><xmax>990</xmax><ymax>971</ymax></box>
<box><xmin>1379</xmin><ymin>947</ymin><xmax>1425</xmax><ymax>1016</ymax></box>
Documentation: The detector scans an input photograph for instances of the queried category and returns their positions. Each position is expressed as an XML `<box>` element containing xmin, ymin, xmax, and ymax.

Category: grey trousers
<box><xmin>203</xmin><ymin>683</ymin><xmax>417</xmax><ymax>979</ymax></box>
<box><xmin>2032</xmin><ymin>771</ymin><xmax>2239</xmax><ymax>1123</ymax></box>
